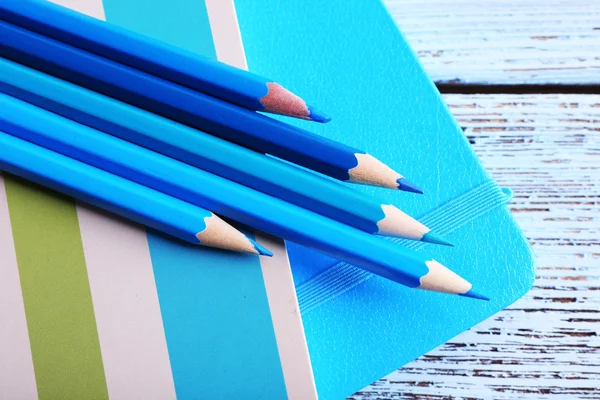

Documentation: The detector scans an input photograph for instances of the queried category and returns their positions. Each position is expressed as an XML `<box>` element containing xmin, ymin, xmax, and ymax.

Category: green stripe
<box><xmin>4</xmin><ymin>175</ymin><xmax>109</xmax><ymax>400</ymax></box>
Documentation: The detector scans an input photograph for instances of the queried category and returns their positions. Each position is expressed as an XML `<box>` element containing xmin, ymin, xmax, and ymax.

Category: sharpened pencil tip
<box><xmin>307</xmin><ymin>105</ymin><xmax>331</xmax><ymax>123</ymax></box>
<box><xmin>396</xmin><ymin>178</ymin><xmax>423</xmax><ymax>194</ymax></box>
<box><xmin>460</xmin><ymin>289</ymin><xmax>490</xmax><ymax>301</ymax></box>
<box><xmin>421</xmin><ymin>231</ymin><xmax>454</xmax><ymax>247</ymax></box>
<box><xmin>250</xmin><ymin>239</ymin><xmax>274</xmax><ymax>257</ymax></box>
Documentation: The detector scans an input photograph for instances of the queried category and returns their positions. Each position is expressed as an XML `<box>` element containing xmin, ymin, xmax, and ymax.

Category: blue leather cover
<box><xmin>235</xmin><ymin>1</ymin><xmax>535</xmax><ymax>399</ymax></box>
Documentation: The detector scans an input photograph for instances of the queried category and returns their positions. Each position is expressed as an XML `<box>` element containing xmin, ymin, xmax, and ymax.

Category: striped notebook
<box><xmin>0</xmin><ymin>0</ymin><xmax>316</xmax><ymax>399</ymax></box>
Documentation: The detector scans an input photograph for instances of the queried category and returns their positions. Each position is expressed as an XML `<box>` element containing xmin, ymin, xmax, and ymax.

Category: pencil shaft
<box><xmin>0</xmin><ymin>20</ymin><xmax>360</xmax><ymax>181</ymax></box>
<box><xmin>0</xmin><ymin>131</ymin><xmax>210</xmax><ymax>245</ymax></box>
<box><xmin>0</xmin><ymin>93</ymin><xmax>468</xmax><ymax>293</ymax></box>
<box><xmin>0</xmin><ymin>0</ymin><xmax>324</xmax><ymax>121</ymax></box>
<box><xmin>0</xmin><ymin>57</ymin><xmax>387</xmax><ymax>235</ymax></box>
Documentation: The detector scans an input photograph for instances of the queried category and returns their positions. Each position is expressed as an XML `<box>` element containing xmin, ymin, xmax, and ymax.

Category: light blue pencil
<box><xmin>0</xmin><ymin>93</ymin><xmax>486</xmax><ymax>299</ymax></box>
<box><xmin>0</xmin><ymin>57</ymin><xmax>449</xmax><ymax>246</ymax></box>
<box><xmin>0</xmin><ymin>130</ymin><xmax>270</xmax><ymax>256</ymax></box>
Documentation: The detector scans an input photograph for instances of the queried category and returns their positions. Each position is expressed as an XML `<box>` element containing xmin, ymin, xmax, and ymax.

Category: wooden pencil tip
<box><xmin>419</xmin><ymin>260</ymin><xmax>473</xmax><ymax>296</ymax></box>
<box><xmin>262</xmin><ymin>82</ymin><xmax>329</xmax><ymax>122</ymax></box>
<box><xmin>348</xmin><ymin>153</ymin><xmax>411</xmax><ymax>190</ymax></box>
<box><xmin>198</xmin><ymin>214</ymin><xmax>272</xmax><ymax>255</ymax></box>
<box><xmin>396</xmin><ymin>178</ymin><xmax>423</xmax><ymax>194</ymax></box>
<box><xmin>460</xmin><ymin>289</ymin><xmax>490</xmax><ymax>301</ymax></box>
<box><xmin>307</xmin><ymin>105</ymin><xmax>331</xmax><ymax>123</ymax></box>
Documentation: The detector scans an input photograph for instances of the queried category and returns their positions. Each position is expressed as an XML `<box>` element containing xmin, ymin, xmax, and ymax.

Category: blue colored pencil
<box><xmin>0</xmin><ymin>130</ymin><xmax>271</xmax><ymax>256</ymax></box>
<box><xmin>0</xmin><ymin>93</ymin><xmax>485</xmax><ymax>299</ymax></box>
<box><xmin>0</xmin><ymin>0</ymin><xmax>329</xmax><ymax>123</ymax></box>
<box><xmin>0</xmin><ymin>57</ymin><xmax>449</xmax><ymax>246</ymax></box>
<box><xmin>0</xmin><ymin>20</ymin><xmax>421</xmax><ymax>193</ymax></box>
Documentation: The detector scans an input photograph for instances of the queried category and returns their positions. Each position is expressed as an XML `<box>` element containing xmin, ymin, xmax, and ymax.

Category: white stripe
<box><xmin>49</xmin><ymin>0</ymin><xmax>106</xmax><ymax>19</ymax></box>
<box><xmin>49</xmin><ymin>1</ymin><xmax>177</xmax><ymax>398</ymax></box>
<box><xmin>0</xmin><ymin>174</ymin><xmax>39</xmax><ymax>400</ymax></box>
<box><xmin>253</xmin><ymin>233</ymin><xmax>319</xmax><ymax>400</ymax></box>
<box><xmin>77</xmin><ymin>205</ymin><xmax>176</xmax><ymax>400</ymax></box>
<box><xmin>204</xmin><ymin>1</ymin><xmax>318</xmax><ymax>398</ymax></box>
<box><xmin>204</xmin><ymin>0</ymin><xmax>248</xmax><ymax>70</ymax></box>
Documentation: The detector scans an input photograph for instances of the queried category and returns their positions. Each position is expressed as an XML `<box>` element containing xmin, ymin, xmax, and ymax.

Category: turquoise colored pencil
<box><xmin>0</xmin><ymin>57</ymin><xmax>449</xmax><ymax>246</ymax></box>
<box><xmin>0</xmin><ymin>20</ymin><xmax>421</xmax><ymax>193</ymax></box>
<box><xmin>0</xmin><ymin>0</ymin><xmax>330</xmax><ymax>123</ymax></box>
<box><xmin>0</xmin><ymin>93</ymin><xmax>485</xmax><ymax>299</ymax></box>
<box><xmin>0</xmin><ymin>130</ymin><xmax>270</xmax><ymax>256</ymax></box>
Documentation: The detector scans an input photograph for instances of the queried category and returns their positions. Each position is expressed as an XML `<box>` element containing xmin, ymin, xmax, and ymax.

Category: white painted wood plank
<box><xmin>351</xmin><ymin>94</ymin><xmax>600</xmax><ymax>399</ymax></box>
<box><xmin>384</xmin><ymin>0</ymin><xmax>600</xmax><ymax>84</ymax></box>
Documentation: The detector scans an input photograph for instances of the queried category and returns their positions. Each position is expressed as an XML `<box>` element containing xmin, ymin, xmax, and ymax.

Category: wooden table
<box><xmin>352</xmin><ymin>1</ymin><xmax>600</xmax><ymax>398</ymax></box>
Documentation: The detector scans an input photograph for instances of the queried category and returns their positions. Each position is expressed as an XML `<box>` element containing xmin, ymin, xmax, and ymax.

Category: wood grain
<box><xmin>385</xmin><ymin>0</ymin><xmax>600</xmax><ymax>85</ymax></box>
<box><xmin>351</xmin><ymin>94</ymin><xmax>600</xmax><ymax>399</ymax></box>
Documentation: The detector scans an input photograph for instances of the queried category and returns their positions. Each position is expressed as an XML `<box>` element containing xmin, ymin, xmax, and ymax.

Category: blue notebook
<box><xmin>235</xmin><ymin>0</ymin><xmax>535</xmax><ymax>398</ymax></box>
<box><xmin>0</xmin><ymin>0</ymin><xmax>533</xmax><ymax>399</ymax></box>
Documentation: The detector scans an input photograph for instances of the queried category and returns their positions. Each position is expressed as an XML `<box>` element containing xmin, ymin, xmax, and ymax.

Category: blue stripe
<box><xmin>101</xmin><ymin>0</ymin><xmax>288</xmax><ymax>398</ymax></box>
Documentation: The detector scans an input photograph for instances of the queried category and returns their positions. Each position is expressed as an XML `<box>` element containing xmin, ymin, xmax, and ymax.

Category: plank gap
<box><xmin>437</xmin><ymin>83</ymin><xmax>600</xmax><ymax>95</ymax></box>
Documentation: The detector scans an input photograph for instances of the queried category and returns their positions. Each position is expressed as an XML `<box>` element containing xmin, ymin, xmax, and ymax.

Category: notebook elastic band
<box><xmin>296</xmin><ymin>180</ymin><xmax>511</xmax><ymax>314</ymax></box>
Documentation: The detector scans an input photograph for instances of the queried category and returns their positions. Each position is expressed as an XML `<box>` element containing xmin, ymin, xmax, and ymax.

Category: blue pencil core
<box><xmin>307</xmin><ymin>105</ymin><xmax>331</xmax><ymax>123</ymax></box>
<box><xmin>460</xmin><ymin>289</ymin><xmax>490</xmax><ymax>301</ymax></box>
<box><xmin>251</xmin><ymin>239</ymin><xmax>274</xmax><ymax>257</ymax></box>
<box><xmin>396</xmin><ymin>178</ymin><xmax>423</xmax><ymax>194</ymax></box>
<box><xmin>421</xmin><ymin>231</ymin><xmax>454</xmax><ymax>247</ymax></box>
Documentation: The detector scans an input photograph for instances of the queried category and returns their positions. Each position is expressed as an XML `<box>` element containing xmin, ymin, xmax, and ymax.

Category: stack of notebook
<box><xmin>0</xmin><ymin>0</ymin><xmax>534</xmax><ymax>399</ymax></box>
